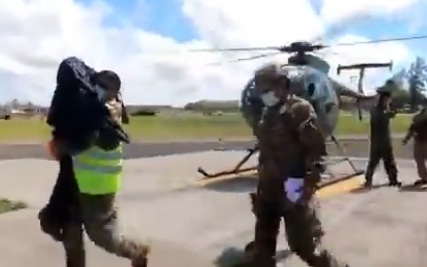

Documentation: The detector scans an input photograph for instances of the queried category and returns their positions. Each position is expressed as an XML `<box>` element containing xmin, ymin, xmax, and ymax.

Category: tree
<box><xmin>10</xmin><ymin>98</ymin><xmax>19</xmax><ymax>109</ymax></box>
<box><xmin>407</xmin><ymin>57</ymin><xmax>427</xmax><ymax>111</ymax></box>
<box><xmin>392</xmin><ymin>87</ymin><xmax>410</xmax><ymax>110</ymax></box>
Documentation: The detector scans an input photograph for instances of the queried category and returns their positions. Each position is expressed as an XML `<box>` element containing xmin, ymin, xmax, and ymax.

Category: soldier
<box><xmin>243</xmin><ymin>63</ymin><xmax>349</xmax><ymax>267</ymax></box>
<box><xmin>402</xmin><ymin>99</ymin><xmax>427</xmax><ymax>186</ymax></box>
<box><xmin>47</xmin><ymin>70</ymin><xmax>149</xmax><ymax>267</ymax></box>
<box><xmin>364</xmin><ymin>85</ymin><xmax>401</xmax><ymax>188</ymax></box>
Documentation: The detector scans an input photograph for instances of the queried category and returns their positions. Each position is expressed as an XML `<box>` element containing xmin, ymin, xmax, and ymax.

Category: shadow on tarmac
<box><xmin>214</xmin><ymin>246</ymin><xmax>292</xmax><ymax>267</ymax></box>
<box><xmin>399</xmin><ymin>184</ymin><xmax>427</xmax><ymax>193</ymax></box>
<box><xmin>202</xmin><ymin>176</ymin><xmax>258</xmax><ymax>193</ymax></box>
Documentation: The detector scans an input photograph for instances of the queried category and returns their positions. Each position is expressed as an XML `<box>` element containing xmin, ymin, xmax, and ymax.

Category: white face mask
<box><xmin>260</xmin><ymin>91</ymin><xmax>280</xmax><ymax>107</ymax></box>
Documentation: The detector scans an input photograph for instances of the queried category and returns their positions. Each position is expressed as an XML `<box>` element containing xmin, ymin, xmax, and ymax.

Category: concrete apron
<box><xmin>0</xmin><ymin>152</ymin><xmax>426</xmax><ymax>267</ymax></box>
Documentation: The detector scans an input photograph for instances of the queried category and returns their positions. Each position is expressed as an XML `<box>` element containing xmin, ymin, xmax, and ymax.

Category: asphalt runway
<box><xmin>0</xmin><ymin>137</ymin><xmax>415</xmax><ymax>160</ymax></box>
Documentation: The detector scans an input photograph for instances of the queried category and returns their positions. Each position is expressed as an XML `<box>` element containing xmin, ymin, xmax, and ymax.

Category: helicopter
<box><xmin>194</xmin><ymin>35</ymin><xmax>427</xmax><ymax>183</ymax></box>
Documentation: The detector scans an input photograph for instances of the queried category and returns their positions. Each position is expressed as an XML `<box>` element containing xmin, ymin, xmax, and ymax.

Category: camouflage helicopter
<box><xmin>194</xmin><ymin>36</ymin><xmax>427</xmax><ymax>183</ymax></box>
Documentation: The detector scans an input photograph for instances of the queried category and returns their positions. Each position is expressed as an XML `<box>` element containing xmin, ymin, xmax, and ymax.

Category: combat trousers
<box><xmin>365</xmin><ymin>142</ymin><xmax>398</xmax><ymax>183</ymax></box>
<box><xmin>252</xmin><ymin>197</ymin><xmax>347</xmax><ymax>267</ymax></box>
<box><xmin>62</xmin><ymin>193</ymin><xmax>149</xmax><ymax>267</ymax></box>
<box><xmin>414</xmin><ymin>141</ymin><xmax>427</xmax><ymax>182</ymax></box>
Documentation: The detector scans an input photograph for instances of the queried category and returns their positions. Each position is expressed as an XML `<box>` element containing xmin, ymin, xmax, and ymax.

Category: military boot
<box><xmin>388</xmin><ymin>180</ymin><xmax>402</xmax><ymax>187</ymax></box>
<box><xmin>413</xmin><ymin>179</ymin><xmax>427</xmax><ymax>186</ymax></box>
<box><xmin>388</xmin><ymin>174</ymin><xmax>402</xmax><ymax>187</ymax></box>
<box><xmin>130</xmin><ymin>245</ymin><xmax>150</xmax><ymax>267</ymax></box>
<box><xmin>131</xmin><ymin>257</ymin><xmax>147</xmax><ymax>267</ymax></box>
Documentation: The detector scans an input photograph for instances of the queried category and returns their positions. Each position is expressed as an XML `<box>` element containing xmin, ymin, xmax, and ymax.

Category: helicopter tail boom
<box><xmin>336</xmin><ymin>61</ymin><xmax>393</xmax><ymax>121</ymax></box>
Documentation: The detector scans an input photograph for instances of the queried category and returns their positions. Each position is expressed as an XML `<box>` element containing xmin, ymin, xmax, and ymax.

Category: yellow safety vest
<box><xmin>73</xmin><ymin>145</ymin><xmax>123</xmax><ymax>195</ymax></box>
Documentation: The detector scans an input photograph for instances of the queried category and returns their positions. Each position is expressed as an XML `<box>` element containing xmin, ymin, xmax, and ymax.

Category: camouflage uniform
<box><xmin>245</xmin><ymin>63</ymin><xmax>348</xmax><ymax>267</ymax></box>
<box><xmin>403</xmin><ymin>107</ymin><xmax>427</xmax><ymax>185</ymax></box>
<box><xmin>61</xmin><ymin>95</ymin><xmax>149</xmax><ymax>267</ymax></box>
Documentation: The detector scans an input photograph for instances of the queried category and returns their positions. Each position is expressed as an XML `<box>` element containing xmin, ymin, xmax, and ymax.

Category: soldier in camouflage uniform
<box><xmin>58</xmin><ymin>70</ymin><xmax>149</xmax><ymax>267</ymax></box>
<box><xmin>402</xmin><ymin>99</ymin><xmax>427</xmax><ymax>186</ymax></box>
<box><xmin>364</xmin><ymin>86</ymin><xmax>401</xmax><ymax>188</ymax></box>
<box><xmin>243</xmin><ymin>63</ymin><xmax>349</xmax><ymax>267</ymax></box>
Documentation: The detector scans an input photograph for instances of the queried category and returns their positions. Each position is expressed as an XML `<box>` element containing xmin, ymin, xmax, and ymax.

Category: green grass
<box><xmin>0</xmin><ymin>113</ymin><xmax>413</xmax><ymax>142</ymax></box>
<box><xmin>0</xmin><ymin>199</ymin><xmax>27</xmax><ymax>214</ymax></box>
<box><xmin>336</xmin><ymin>113</ymin><xmax>412</xmax><ymax>135</ymax></box>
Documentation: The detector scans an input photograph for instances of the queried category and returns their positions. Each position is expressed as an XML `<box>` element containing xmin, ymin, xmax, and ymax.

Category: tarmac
<box><xmin>0</xmin><ymin>150</ymin><xmax>427</xmax><ymax>267</ymax></box>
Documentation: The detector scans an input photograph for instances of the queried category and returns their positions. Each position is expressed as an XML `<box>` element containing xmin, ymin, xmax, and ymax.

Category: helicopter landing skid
<box><xmin>197</xmin><ymin>135</ymin><xmax>363</xmax><ymax>183</ymax></box>
<box><xmin>321</xmin><ymin>134</ymin><xmax>364</xmax><ymax>186</ymax></box>
<box><xmin>197</xmin><ymin>147</ymin><xmax>258</xmax><ymax>180</ymax></box>
<box><xmin>319</xmin><ymin>156</ymin><xmax>364</xmax><ymax>187</ymax></box>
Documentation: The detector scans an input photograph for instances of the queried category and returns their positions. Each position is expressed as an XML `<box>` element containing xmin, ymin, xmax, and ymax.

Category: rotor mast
<box><xmin>336</xmin><ymin>62</ymin><xmax>393</xmax><ymax>120</ymax></box>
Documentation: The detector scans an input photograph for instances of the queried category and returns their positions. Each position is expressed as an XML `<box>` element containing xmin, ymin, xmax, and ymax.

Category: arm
<box><xmin>291</xmin><ymin>102</ymin><xmax>327</xmax><ymax>189</ymax></box>
<box><xmin>387</xmin><ymin>110</ymin><xmax>397</xmax><ymax>118</ymax></box>
<box><xmin>121</xmin><ymin>102</ymin><xmax>130</xmax><ymax>124</ymax></box>
<box><xmin>402</xmin><ymin>122</ymin><xmax>415</xmax><ymax>144</ymax></box>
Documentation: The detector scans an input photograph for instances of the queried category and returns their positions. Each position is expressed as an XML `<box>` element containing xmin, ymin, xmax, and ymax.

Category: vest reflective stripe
<box><xmin>83</xmin><ymin>149</ymin><xmax>122</xmax><ymax>160</ymax></box>
<box><xmin>73</xmin><ymin>145</ymin><xmax>123</xmax><ymax>195</ymax></box>
<box><xmin>73</xmin><ymin>159</ymin><xmax>122</xmax><ymax>173</ymax></box>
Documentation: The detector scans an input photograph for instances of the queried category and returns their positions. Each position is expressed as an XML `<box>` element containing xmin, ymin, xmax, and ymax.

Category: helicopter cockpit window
<box><xmin>303</xmin><ymin>68</ymin><xmax>332</xmax><ymax>102</ymax></box>
<box><xmin>307</xmin><ymin>83</ymin><xmax>316</xmax><ymax>97</ymax></box>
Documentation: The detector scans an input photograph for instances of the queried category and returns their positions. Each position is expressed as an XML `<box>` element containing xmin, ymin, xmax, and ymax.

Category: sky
<box><xmin>0</xmin><ymin>0</ymin><xmax>427</xmax><ymax>106</ymax></box>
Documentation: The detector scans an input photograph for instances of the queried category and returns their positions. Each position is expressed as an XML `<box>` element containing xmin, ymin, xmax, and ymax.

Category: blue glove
<box><xmin>284</xmin><ymin>178</ymin><xmax>304</xmax><ymax>203</ymax></box>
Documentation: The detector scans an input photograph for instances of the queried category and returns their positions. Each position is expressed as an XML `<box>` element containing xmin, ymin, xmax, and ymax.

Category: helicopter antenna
<box><xmin>337</xmin><ymin>62</ymin><xmax>393</xmax><ymax>121</ymax></box>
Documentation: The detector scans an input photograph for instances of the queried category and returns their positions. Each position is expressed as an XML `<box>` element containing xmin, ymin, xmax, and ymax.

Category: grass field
<box><xmin>0</xmin><ymin>113</ymin><xmax>413</xmax><ymax>142</ymax></box>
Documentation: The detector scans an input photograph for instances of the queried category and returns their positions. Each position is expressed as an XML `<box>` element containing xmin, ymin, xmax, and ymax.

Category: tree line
<box><xmin>4</xmin><ymin>56</ymin><xmax>427</xmax><ymax>116</ymax></box>
<box><xmin>387</xmin><ymin>56</ymin><xmax>427</xmax><ymax>112</ymax></box>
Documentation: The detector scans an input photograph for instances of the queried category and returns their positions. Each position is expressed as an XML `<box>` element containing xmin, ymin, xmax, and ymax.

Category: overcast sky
<box><xmin>0</xmin><ymin>0</ymin><xmax>426</xmax><ymax>106</ymax></box>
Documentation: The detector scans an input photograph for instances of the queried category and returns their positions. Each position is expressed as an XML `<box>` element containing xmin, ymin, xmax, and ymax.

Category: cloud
<box><xmin>320</xmin><ymin>0</ymin><xmax>420</xmax><ymax>24</ymax></box>
<box><xmin>0</xmin><ymin>0</ymin><xmax>422</xmax><ymax>106</ymax></box>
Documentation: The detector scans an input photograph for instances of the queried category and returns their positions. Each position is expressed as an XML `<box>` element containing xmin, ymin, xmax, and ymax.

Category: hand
<box><xmin>45</xmin><ymin>139</ymin><xmax>60</xmax><ymax>160</ymax></box>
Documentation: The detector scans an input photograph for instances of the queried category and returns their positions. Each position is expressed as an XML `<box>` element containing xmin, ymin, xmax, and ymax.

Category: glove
<box><xmin>284</xmin><ymin>178</ymin><xmax>304</xmax><ymax>203</ymax></box>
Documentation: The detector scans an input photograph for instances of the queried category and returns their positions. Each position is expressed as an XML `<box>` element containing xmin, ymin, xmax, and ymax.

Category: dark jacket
<box><xmin>369</xmin><ymin>103</ymin><xmax>396</xmax><ymax>143</ymax></box>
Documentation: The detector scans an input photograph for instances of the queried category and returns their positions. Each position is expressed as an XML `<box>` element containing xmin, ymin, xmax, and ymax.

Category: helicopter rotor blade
<box><xmin>190</xmin><ymin>34</ymin><xmax>427</xmax><ymax>54</ymax></box>
<box><xmin>190</xmin><ymin>46</ymin><xmax>282</xmax><ymax>53</ymax></box>
<box><xmin>206</xmin><ymin>52</ymin><xmax>283</xmax><ymax>66</ymax></box>
<box><xmin>333</xmin><ymin>34</ymin><xmax>427</xmax><ymax>47</ymax></box>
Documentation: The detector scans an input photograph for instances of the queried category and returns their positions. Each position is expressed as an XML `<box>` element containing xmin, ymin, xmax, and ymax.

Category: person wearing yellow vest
<box><xmin>49</xmin><ymin>70</ymin><xmax>149</xmax><ymax>267</ymax></box>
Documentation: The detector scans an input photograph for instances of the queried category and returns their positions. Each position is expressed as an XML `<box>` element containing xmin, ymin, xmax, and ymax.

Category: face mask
<box><xmin>260</xmin><ymin>91</ymin><xmax>280</xmax><ymax>107</ymax></box>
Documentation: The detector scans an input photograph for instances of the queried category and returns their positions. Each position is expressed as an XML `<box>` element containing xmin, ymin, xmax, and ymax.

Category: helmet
<box><xmin>254</xmin><ymin>63</ymin><xmax>290</xmax><ymax>92</ymax></box>
<box><xmin>376</xmin><ymin>79</ymin><xmax>394</xmax><ymax>96</ymax></box>
<box><xmin>95</xmin><ymin>70</ymin><xmax>121</xmax><ymax>91</ymax></box>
